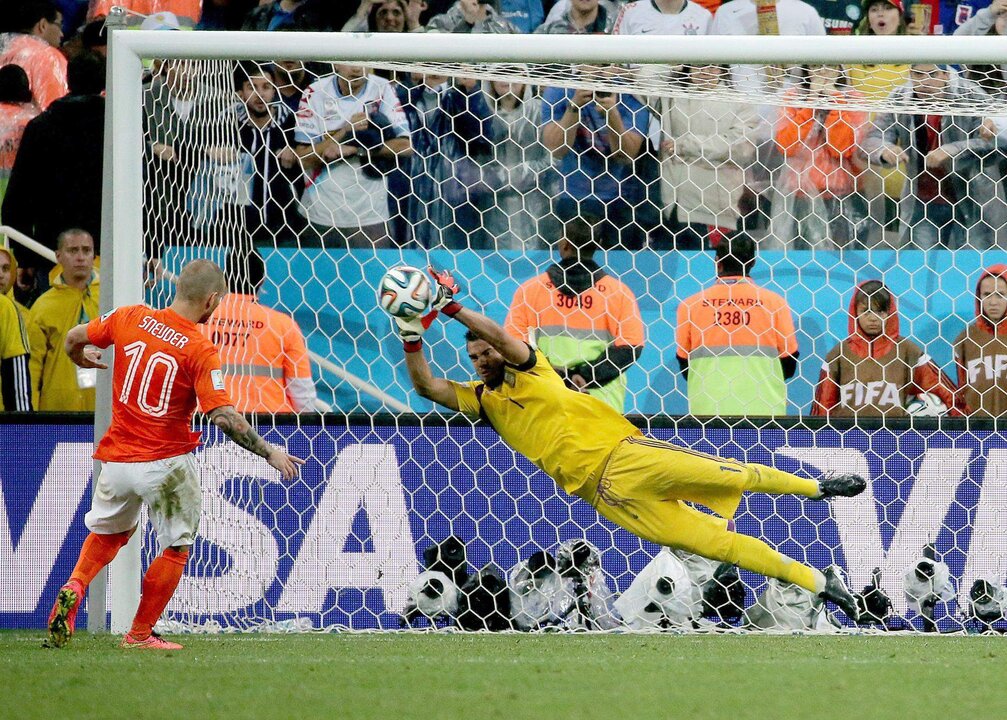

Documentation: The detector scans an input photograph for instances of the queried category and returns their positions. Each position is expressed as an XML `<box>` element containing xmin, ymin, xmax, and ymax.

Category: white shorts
<box><xmin>85</xmin><ymin>454</ymin><xmax>201</xmax><ymax>550</ymax></box>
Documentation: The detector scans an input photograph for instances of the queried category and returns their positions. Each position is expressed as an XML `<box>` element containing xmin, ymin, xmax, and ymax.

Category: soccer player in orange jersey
<box><xmin>46</xmin><ymin>260</ymin><xmax>303</xmax><ymax>650</ymax></box>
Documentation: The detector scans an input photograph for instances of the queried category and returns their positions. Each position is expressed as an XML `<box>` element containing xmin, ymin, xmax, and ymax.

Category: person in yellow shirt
<box><xmin>395</xmin><ymin>266</ymin><xmax>867</xmax><ymax>621</ymax></box>
<box><xmin>0</xmin><ymin>244</ymin><xmax>32</xmax><ymax>410</ymax></box>
<box><xmin>28</xmin><ymin>229</ymin><xmax>99</xmax><ymax>411</ymax></box>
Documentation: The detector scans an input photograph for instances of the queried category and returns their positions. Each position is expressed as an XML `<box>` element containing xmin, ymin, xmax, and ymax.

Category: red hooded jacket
<box><xmin>953</xmin><ymin>264</ymin><xmax>1007</xmax><ymax>416</ymax></box>
<box><xmin>812</xmin><ymin>280</ymin><xmax>962</xmax><ymax>416</ymax></box>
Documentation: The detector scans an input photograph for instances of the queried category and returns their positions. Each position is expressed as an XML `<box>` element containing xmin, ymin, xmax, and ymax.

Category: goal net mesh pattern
<box><xmin>133</xmin><ymin>51</ymin><xmax>1007</xmax><ymax>634</ymax></box>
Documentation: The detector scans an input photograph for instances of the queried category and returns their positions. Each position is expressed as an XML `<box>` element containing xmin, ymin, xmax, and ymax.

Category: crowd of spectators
<box><xmin>1</xmin><ymin>0</ymin><xmax>1007</xmax><ymax>416</ymax></box>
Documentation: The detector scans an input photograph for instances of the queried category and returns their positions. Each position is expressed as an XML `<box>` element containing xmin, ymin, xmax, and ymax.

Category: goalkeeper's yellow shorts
<box><xmin>574</xmin><ymin>435</ymin><xmax>817</xmax><ymax>558</ymax></box>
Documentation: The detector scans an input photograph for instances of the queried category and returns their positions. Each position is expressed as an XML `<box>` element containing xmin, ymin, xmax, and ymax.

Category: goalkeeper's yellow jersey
<box><xmin>450</xmin><ymin>349</ymin><xmax>640</xmax><ymax>495</ymax></box>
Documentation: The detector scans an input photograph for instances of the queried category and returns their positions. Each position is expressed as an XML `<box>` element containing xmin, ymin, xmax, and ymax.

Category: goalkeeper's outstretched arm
<box><xmin>428</xmin><ymin>267</ymin><xmax>532</xmax><ymax>367</ymax></box>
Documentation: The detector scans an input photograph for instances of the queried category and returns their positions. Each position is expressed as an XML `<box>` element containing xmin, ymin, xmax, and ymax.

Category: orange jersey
<box><xmin>87</xmin><ymin>304</ymin><xmax>232</xmax><ymax>462</ymax></box>
<box><xmin>201</xmin><ymin>294</ymin><xmax>313</xmax><ymax>413</ymax></box>
<box><xmin>0</xmin><ymin>35</ymin><xmax>68</xmax><ymax>110</ymax></box>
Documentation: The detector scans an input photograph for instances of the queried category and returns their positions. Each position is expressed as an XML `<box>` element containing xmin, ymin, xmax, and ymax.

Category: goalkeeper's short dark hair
<box><xmin>225</xmin><ymin>248</ymin><xmax>266</xmax><ymax>294</ymax></box>
<box><xmin>715</xmin><ymin>234</ymin><xmax>756</xmax><ymax>277</ymax></box>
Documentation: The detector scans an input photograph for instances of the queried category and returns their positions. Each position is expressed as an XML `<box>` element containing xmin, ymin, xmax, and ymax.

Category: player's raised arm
<box><xmin>396</xmin><ymin>310</ymin><xmax>460</xmax><ymax>411</ymax></box>
<box><xmin>428</xmin><ymin>267</ymin><xmax>532</xmax><ymax>368</ymax></box>
<box><xmin>64</xmin><ymin>323</ymin><xmax>108</xmax><ymax>370</ymax></box>
<box><xmin>207</xmin><ymin>405</ymin><xmax>304</xmax><ymax>480</ymax></box>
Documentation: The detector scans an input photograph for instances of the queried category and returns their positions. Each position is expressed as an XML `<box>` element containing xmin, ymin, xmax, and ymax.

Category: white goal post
<box><xmin>96</xmin><ymin>25</ymin><xmax>1007</xmax><ymax>633</ymax></box>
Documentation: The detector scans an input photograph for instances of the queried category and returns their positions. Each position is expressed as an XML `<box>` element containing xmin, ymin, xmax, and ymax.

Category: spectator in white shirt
<box><xmin>293</xmin><ymin>64</ymin><xmax>412</xmax><ymax>247</ymax></box>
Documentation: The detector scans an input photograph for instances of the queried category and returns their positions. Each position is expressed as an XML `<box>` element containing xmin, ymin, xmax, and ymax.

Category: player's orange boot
<box><xmin>47</xmin><ymin>580</ymin><xmax>84</xmax><ymax>648</ymax></box>
<box><xmin>120</xmin><ymin>631</ymin><xmax>184</xmax><ymax>650</ymax></box>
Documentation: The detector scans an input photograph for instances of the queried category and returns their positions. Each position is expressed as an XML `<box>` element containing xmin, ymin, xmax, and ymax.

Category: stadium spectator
<box><xmin>241</xmin><ymin>0</ymin><xmax>337</xmax><ymax>31</ymax></box>
<box><xmin>204</xmin><ymin>249</ymin><xmax>317</xmax><ymax>413</ymax></box>
<box><xmin>849</xmin><ymin>0</ymin><xmax>910</xmax><ymax>99</ymax></box>
<box><xmin>658</xmin><ymin>64</ymin><xmax>759</xmax><ymax>249</ymax></box>
<box><xmin>0</xmin><ymin>245</ymin><xmax>32</xmax><ymax>411</ymax></box>
<box><xmin>398</xmin><ymin>74</ymin><xmax>496</xmax><ymax>247</ymax></box>
<box><xmin>543</xmin><ymin>0</ymin><xmax>623</xmax><ymax>25</ymax></box>
<box><xmin>273</xmin><ymin>60</ymin><xmax>310</xmax><ymax>113</ymax></box>
<box><xmin>773</xmin><ymin>65</ymin><xmax>869</xmax><ymax>248</ymax></box>
<box><xmin>541</xmin><ymin>81</ymin><xmax>649</xmax><ymax>248</ymax></box>
<box><xmin>0</xmin><ymin>1</ymin><xmax>68</xmax><ymax>110</ymax></box>
<box><xmin>536</xmin><ymin>0</ymin><xmax>615</xmax><ymax>32</ymax></box>
<box><xmin>496</xmin><ymin>0</ymin><xmax>548</xmax><ymax>31</ymax></box>
<box><xmin>61</xmin><ymin>17</ymin><xmax>107</xmax><ymax>61</ymax></box>
<box><xmin>613</xmin><ymin>0</ymin><xmax>711</xmax><ymax>35</ymax></box>
<box><xmin>143</xmin><ymin>58</ymin><xmax>210</xmax><ymax>258</ymax></box>
<box><xmin>27</xmin><ymin>228</ymin><xmax>98</xmax><ymax>411</ymax></box>
<box><xmin>223</xmin><ymin>63</ymin><xmax>303</xmax><ymax>244</ymax></box>
<box><xmin>848</xmin><ymin>0</ymin><xmax>912</xmax><ymax>248</ymax></box>
<box><xmin>812</xmin><ymin>280</ymin><xmax>962</xmax><ymax>416</ymax></box>
<box><xmin>709</xmin><ymin>0</ymin><xmax>825</xmax><ymax>94</ymax></box>
<box><xmin>954</xmin><ymin>265</ymin><xmax>1007</xmax><ymax>417</ymax></box>
<box><xmin>3</xmin><ymin>52</ymin><xmax>104</xmax><ymax>280</ymax></box>
<box><xmin>483</xmin><ymin>78</ymin><xmax>552</xmax><ymax>248</ymax></box>
<box><xmin>0</xmin><ymin>66</ymin><xmax>38</xmax><ymax>216</ymax></box>
<box><xmin>0</xmin><ymin>246</ymin><xmax>29</xmax><ymax>321</ymax></box>
<box><xmin>343</xmin><ymin>0</ymin><xmax>418</xmax><ymax>32</ymax></box>
<box><xmin>676</xmin><ymin>235</ymin><xmax>799</xmax><ymax>416</ymax></box>
<box><xmin>425</xmin><ymin>0</ymin><xmax>521</xmax><ymax>32</ymax></box>
<box><xmin>862</xmin><ymin>64</ymin><xmax>1007</xmax><ymax>249</ymax></box>
<box><xmin>505</xmin><ymin>217</ymin><xmax>644</xmax><ymax>412</ymax></box>
<box><xmin>294</xmin><ymin>63</ymin><xmax>412</xmax><ymax>247</ymax></box>
<box><xmin>956</xmin><ymin>0</ymin><xmax>1007</xmax><ymax>97</ymax></box>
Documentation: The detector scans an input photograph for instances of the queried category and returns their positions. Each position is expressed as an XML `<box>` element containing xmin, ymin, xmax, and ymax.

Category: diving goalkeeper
<box><xmin>399</xmin><ymin>268</ymin><xmax>866</xmax><ymax>620</ymax></box>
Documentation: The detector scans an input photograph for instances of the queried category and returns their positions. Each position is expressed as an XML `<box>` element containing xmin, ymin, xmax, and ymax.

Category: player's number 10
<box><xmin>118</xmin><ymin>340</ymin><xmax>179</xmax><ymax>418</ymax></box>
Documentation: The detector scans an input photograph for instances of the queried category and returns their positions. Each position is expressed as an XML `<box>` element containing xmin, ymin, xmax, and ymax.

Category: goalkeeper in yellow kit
<box><xmin>399</xmin><ymin>268</ymin><xmax>865</xmax><ymax>620</ymax></box>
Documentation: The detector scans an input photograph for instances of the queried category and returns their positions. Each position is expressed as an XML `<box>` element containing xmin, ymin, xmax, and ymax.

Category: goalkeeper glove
<box><xmin>428</xmin><ymin>266</ymin><xmax>463</xmax><ymax>317</ymax></box>
<box><xmin>395</xmin><ymin>310</ymin><xmax>439</xmax><ymax>353</ymax></box>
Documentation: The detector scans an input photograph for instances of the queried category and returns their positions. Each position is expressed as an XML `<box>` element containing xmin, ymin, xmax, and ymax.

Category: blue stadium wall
<box><xmin>234</xmin><ymin>248</ymin><xmax>1000</xmax><ymax>415</ymax></box>
<box><xmin>2</xmin><ymin>417</ymin><xmax>1005</xmax><ymax>631</ymax></box>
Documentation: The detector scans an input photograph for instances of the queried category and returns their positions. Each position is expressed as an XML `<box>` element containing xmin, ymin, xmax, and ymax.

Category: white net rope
<box><xmin>133</xmin><ymin>52</ymin><xmax>1007</xmax><ymax>634</ymax></box>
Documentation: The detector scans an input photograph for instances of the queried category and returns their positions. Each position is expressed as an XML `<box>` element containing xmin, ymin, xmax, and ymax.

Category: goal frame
<box><xmin>96</xmin><ymin>27</ymin><xmax>1007</xmax><ymax>632</ymax></box>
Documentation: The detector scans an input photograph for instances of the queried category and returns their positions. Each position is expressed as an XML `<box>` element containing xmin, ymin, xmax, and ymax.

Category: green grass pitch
<box><xmin>2</xmin><ymin>631</ymin><xmax>1005</xmax><ymax>720</ymax></box>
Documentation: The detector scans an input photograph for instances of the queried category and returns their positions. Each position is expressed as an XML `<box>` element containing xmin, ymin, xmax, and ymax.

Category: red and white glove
<box><xmin>395</xmin><ymin>310</ymin><xmax>439</xmax><ymax>353</ymax></box>
<box><xmin>428</xmin><ymin>266</ymin><xmax>463</xmax><ymax>317</ymax></box>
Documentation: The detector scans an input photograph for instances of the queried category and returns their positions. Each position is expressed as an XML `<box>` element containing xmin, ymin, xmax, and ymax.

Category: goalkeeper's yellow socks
<box><xmin>744</xmin><ymin>464</ymin><xmax>822</xmax><ymax>499</ymax></box>
<box><xmin>725</xmin><ymin>532</ymin><xmax>825</xmax><ymax>593</ymax></box>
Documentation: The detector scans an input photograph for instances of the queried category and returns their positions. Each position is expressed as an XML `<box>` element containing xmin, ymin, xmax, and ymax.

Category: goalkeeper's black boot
<box><xmin>820</xmin><ymin>565</ymin><xmax>860</xmax><ymax>622</ymax></box>
<box><xmin>818</xmin><ymin>473</ymin><xmax>867</xmax><ymax>499</ymax></box>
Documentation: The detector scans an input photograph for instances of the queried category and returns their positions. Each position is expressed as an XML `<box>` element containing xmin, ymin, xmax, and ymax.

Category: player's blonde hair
<box><xmin>176</xmin><ymin>259</ymin><xmax>226</xmax><ymax>302</ymax></box>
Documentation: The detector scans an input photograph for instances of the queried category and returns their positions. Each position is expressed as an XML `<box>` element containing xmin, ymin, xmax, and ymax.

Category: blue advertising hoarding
<box><xmin>2</xmin><ymin>419</ymin><xmax>1004</xmax><ymax>630</ymax></box>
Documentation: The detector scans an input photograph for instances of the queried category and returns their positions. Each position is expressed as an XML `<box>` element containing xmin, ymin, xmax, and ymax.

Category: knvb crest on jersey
<box><xmin>1</xmin><ymin>423</ymin><xmax>1004</xmax><ymax>629</ymax></box>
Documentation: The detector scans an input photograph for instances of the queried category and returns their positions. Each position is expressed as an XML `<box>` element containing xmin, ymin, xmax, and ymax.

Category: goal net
<box><xmin>104</xmin><ymin>28</ymin><xmax>1007</xmax><ymax>634</ymax></box>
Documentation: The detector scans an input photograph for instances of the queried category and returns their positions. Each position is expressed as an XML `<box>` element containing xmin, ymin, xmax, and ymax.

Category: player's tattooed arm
<box><xmin>208</xmin><ymin>406</ymin><xmax>305</xmax><ymax>480</ymax></box>
<box><xmin>208</xmin><ymin>406</ymin><xmax>273</xmax><ymax>458</ymax></box>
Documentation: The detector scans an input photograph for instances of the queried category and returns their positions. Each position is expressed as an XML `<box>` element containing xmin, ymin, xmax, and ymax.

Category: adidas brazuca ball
<box><xmin>378</xmin><ymin>265</ymin><xmax>432</xmax><ymax>319</ymax></box>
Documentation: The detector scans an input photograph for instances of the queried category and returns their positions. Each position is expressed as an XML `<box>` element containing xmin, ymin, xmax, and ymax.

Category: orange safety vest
<box><xmin>201</xmin><ymin>294</ymin><xmax>312</xmax><ymax>413</ymax></box>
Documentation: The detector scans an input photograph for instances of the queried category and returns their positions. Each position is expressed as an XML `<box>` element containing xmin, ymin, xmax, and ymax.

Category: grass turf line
<box><xmin>1</xmin><ymin>631</ymin><xmax>1004</xmax><ymax>720</ymax></box>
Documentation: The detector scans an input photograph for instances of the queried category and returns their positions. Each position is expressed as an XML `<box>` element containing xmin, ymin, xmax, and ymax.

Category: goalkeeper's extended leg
<box><xmin>586</xmin><ymin>491</ymin><xmax>860</xmax><ymax>620</ymax></box>
<box><xmin>604</xmin><ymin>437</ymin><xmax>865</xmax><ymax>521</ymax></box>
